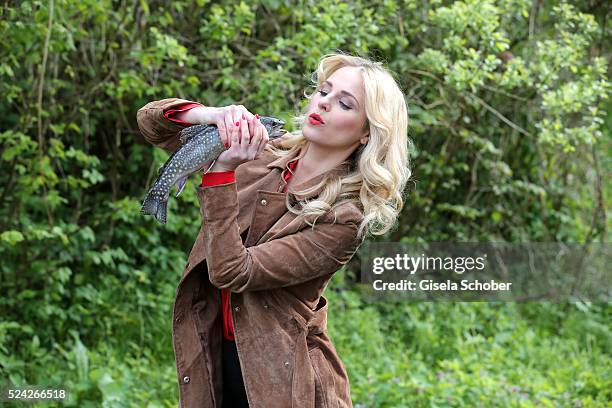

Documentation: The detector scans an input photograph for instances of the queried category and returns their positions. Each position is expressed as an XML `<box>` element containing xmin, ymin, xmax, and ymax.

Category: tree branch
<box><xmin>37</xmin><ymin>0</ymin><xmax>54</xmax><ymax>155</ymax></box>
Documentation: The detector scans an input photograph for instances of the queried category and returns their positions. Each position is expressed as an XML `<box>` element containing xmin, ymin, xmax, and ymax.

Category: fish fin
<box><xmin>156</xmin><ymin>200</ymin><xmax>168</xmax><ymax>224</ymax></box>
<box><xmin>174</xmin><ymin>175</ymin><xmax>189</xmax><ymax>197</ymax></box>
<box><xmin>141</xmin><ymin>190</ymin><xmax>169</xmax><ymax>224</ymax></box>
<box><xmin>141</xmin><ymin>191</ymin><xmax>159</xmax><ymax>217</ymax></box>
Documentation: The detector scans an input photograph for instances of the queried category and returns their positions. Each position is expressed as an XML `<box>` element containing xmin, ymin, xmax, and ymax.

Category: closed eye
<box><xmin>319</xmin><ymin>90</ymin><xmax>351</xmax><ymax>110</ymax></box>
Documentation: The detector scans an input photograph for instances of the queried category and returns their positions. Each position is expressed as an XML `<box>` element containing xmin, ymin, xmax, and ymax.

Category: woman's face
<box><xmin>303</xmin><ymin>66</ymin><xmax>369</xmax><ymax>151</ymax></box>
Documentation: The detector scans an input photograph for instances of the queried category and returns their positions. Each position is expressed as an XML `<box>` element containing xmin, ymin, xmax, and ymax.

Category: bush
<box><xmin>0</xmin><ymin>1</ymin><xmax>608</xmax><ymax>405</ymax></box>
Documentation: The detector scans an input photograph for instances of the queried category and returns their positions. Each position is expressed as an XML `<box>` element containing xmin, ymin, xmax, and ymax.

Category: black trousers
<box><xmin>222</xmin><ymin>338</ymin><xmax>249</xmax><ymax>407</ymax></box>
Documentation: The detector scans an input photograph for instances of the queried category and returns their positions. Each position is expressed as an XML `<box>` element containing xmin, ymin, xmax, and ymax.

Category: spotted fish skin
<box><xmin>141</xmin><ymin>116</ymin><xmax>286</xmax><ymax>224</ymax></box>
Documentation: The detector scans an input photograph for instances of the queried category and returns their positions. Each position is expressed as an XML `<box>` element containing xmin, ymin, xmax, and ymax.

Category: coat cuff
<box><xmin>136</xmin><ymin>98</ymin><xmax>200</xmax><ymax>153</ymax></box>
<box><xmin>164</xmin><ymin>102</ymin><xmax>204</xmax><ymax>126</ymax></box>
<box><xmin>201</xmin><ymin>171</ymin><xmax>236</xmax><ymax>187</ymax></box>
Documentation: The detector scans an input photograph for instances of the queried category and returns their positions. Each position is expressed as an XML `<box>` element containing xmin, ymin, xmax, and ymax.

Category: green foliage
<box><xmin>0</xmin><ymin>0</ymin><xmax>608</xmax><ymax>406</ymax></box>
<box><xmin>327</xmin><ymin>273</ymin><xmax>612</xmax><ymax>407</ymax></box>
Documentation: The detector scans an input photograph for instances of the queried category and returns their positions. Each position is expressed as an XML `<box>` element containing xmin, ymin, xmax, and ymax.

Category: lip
<box><xmin>308</xmin><ymin>113</ymin><xmax>324</xmax><ymax>125</ymax></box>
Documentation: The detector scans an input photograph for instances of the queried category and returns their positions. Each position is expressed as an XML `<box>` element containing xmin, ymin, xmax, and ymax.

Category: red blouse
<box><xmin>165</xmin><ymin>103</ymin><xmax>296</xmax><ymax>342</ymax></box>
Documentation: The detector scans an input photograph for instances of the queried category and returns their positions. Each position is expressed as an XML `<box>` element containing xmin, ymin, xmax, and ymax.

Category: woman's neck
<box><xmin>294</xmin><ymin>142</ymin><xmax>356</xmax><ymax>181</ymax></box>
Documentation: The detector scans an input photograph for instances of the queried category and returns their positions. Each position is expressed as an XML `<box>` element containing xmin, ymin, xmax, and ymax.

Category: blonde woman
<box><xmin>137</xmin><ymin>52</ymin><xmax>410</xmax><ymax>408</ymax></box>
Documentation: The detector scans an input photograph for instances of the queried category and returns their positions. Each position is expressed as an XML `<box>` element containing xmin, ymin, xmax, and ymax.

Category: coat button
<box><xmin>183</xmin><ymin>376</ymin><xmax>190</xmax><ymax>384</ymax></box>
<box><xmin>234</xmin><ymin>306</ymin><xmax>240</xmax><ymax>312</ymax></box>
<box><xmin>263</xmin><ymin>304</ymin><xmax>269</xmax><ymax>309</ymax></box>
<box><xmin>284</xmin><ymin>361</ymin><xmax>290</xmax><ymax>367</ymax></box>
<box><xmin>260</xmin><ymin>199</ymin><xmax>268</xmax><ymax>206</ymax></box>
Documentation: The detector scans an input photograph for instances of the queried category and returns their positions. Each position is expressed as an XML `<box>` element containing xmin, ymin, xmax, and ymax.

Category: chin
<box><xmin>302</xmin><ymin>126</ymin><xmax>342</xmax><ymax>149</ymax></box>
<box><xmin>301</xmin><ymin>126</ymin><xmax>318</xmax><ymax>142</ymax></box>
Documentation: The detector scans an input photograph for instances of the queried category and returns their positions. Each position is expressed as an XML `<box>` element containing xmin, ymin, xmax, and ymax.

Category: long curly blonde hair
<box><xmin>265</xmin><ymin>52</ymin><xmax>411</xmax><ymax>239</ymax></box>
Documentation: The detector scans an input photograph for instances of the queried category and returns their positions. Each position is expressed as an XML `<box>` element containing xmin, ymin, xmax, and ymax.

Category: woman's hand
<box><xmin>207</xmin><ymin>104</ymin><xmax>258</xmax><ymax>148</ymax></box>
<box><xmin>209</xmin><ymin>113</ymin><xmax>269</xmax><ymax>172</ymax></box>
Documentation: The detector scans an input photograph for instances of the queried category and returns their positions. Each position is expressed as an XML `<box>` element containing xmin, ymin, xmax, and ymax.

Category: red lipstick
<box><xmin>308</xmin><ymin>113</ymin><xmax>324</xmax><ymax>125</ymax></box>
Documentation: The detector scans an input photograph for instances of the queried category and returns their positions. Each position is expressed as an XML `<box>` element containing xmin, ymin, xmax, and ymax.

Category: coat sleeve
<box><xmin>135</xmin><ymin>98</ymin><xmax>201</xmax><ymax>153</ymax></box>
<box><xmin>196</xmin><ymin>181</ymin><xmax>364</xmax><ymax>292</ymax></box>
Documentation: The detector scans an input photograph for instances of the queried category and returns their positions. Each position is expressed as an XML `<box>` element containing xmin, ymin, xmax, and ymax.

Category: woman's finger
<box><xmin>230</xmin><ymin>114</ymin><xmax>240</xmax><ymax>147</ymax></box>
<box><xmin>234</xmin><ymin>105</ymin><xmax>242</xmax><ymax>139</ymax></box>
<box><xmin>247</xmin><ymin>119</ymin><xmax>260</xmax><ymax>158</ymax></box>
<box><xmin>235</xmin><ymin>105</ymin><xmax>257</xmax><ymax>140</ymax></box>
<box><xmin>240</xmin><ymin>114</ymin><xmax>250</xmax><ymax>146</ymax></box>
<box><xmin>251</xmin><ymin>117</ymin><xmax>265</xmax><ymax>158</ymax></box>
<box><xmin>256</xmin><ymin>118</ymin><xmax>268</xmax><ymax>157</ymax></box>
<box><xmin>253</xmin><ymin>122</ymin><xmax>265</xmax><ymax>158</ymax></box>
<box><xmin>219</xmin><ymin>125</ymin><xmax>227</xmax><ymax>148</ymax></box>
<box><xmin>224</xmin><ymin>110</ymin><xmax>236</xmax><ymax>146</ymax></box>
<box><xmin>246</xmin><ymin>113</ymin><xmax>255</xmax><ymax>142</ymax></box>
<box><xmin>217</xmin><ymin>119</ymin><xmax>229</xmax><ymax>148</ymax></box>
<box><xmin>237</xmin><ymin>105</ymin><xmax>256</xmax><ymax>123</ymax></box>
<box><xmin>230</xmin><ymin>105</ymin><xmax>241</xmax><ymax>142</ymax></box>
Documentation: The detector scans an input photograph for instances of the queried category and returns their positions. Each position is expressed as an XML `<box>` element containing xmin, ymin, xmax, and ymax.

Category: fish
<box><xmin>141</xmin><ymin>116</ymin><xmax>286</xmax><ymax>224</ymax></box>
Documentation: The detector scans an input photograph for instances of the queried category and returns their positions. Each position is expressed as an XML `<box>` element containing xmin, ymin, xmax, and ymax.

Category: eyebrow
<box><xmin>322</xmin><ymin>80</ymin><xmax>360</xmax><ymax>108</ymax></box>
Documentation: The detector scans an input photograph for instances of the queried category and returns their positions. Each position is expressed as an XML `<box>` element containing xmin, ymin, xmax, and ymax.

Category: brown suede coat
<box><xmin>136</xmin><ymin>99</ymin><xmax>365</xmax><ymax>408</ymax></box>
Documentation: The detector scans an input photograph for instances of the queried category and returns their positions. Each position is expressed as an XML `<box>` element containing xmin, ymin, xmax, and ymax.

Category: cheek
<box><xmin>332</xmin><ymin>112</ymin><xmax>362</xmax><ymax>135</ymax></box>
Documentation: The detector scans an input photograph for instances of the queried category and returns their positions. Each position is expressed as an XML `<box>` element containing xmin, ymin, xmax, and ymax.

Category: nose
<box><xmin>317</xmin><ymin>95</ymin><xmax>330</xmax><ymax>112</ymax></box>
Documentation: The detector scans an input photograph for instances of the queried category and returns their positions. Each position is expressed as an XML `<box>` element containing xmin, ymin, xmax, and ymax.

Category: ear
<box><xmin>360</xmin><ymin>133</ymin><xmax>369</xmax><ymax>145</ymax></box>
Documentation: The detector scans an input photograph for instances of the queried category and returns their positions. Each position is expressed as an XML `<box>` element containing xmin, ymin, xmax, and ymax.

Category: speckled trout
<box><xmin>141</xmin><ymin>117</ymin><xmax>286</xmax><ymax>224</ymax></box>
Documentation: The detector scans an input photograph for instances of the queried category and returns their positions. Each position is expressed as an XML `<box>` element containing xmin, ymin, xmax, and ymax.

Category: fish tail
<box><xmin>156</xmin><ymin>200</ymin><xmax>168</xmax><ymax>224</ymax></box>
<box><xmin>141</xmin><ymin>190</ymin><xmax>169</xmax><ymax>224</ymax></box>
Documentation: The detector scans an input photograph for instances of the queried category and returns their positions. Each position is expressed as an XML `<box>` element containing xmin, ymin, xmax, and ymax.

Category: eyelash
<box><xmin>318</xmin><ymin>90</ymin><xmax>351</xmax><ymax>110</ymax></box>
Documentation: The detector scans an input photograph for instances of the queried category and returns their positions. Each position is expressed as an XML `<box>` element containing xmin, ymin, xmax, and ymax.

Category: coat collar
<box><xmin>266</xmin><ymin>144</ymin><xmax>353</xmax><ymax>200</ymax></box>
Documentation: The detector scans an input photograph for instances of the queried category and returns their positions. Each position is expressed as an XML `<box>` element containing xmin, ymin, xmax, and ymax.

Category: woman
<box><xmin>136</xmin><ymin>52</ymin><xmax>410</xmax><ymax>408</ymax></box>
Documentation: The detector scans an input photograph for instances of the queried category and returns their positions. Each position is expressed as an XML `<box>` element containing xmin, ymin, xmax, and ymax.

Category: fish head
<box><xmin>260</xmin><ymin>116</ymin><xmax>286</xmax><ymax>140</ymax></box>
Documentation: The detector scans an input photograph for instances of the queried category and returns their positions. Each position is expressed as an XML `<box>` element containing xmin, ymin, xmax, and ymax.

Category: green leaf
<box><xmin>1</xmin><ymin>230</ymin><xmax>24</xmax><ymax>245</ymax></box>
